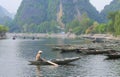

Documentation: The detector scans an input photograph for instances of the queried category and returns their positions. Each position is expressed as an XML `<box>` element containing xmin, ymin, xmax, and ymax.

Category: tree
<box><xmin>36</xmin><ymin>20</ymin><xmax>60</xmax><ymax>33</ymax></box>
<box><xmin>66</xmin><ymin>19</ymin><xmax>81</xmax><ymax>34</ymax></box>
<box><xmin>95</xmin><ymin>24</ymin><xmax>107</xmax><ymax>33</ymax></box>
<box><xmin>114</xmin><ymin>11</ymin><xmax>120</xmax><ymax>35</ymax></box>
<box><xmin>0</xmin><ymin>25</ymin><xmax>9</xmax><ymax>33</ymax></box>
<box><xmin>66</xmin><ymin>13</ymin><xmax>93</xmax><ymax>35</ymax></box>
<box><xmin>107</xmin><ymin>11</ymin><xmax>120</xmax><ymax>36</ymax></box>
<box><xmin>0</xmin><ymin>25</ymin><xmax>9</xmax><ymax>38</ymax></box>
<box><xmin>85</xmin><ymin>21</ymin><xmax>99</xmax><ymax>34</ymax></box>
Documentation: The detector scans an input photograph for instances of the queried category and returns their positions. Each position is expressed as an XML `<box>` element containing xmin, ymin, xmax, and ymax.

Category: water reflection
<box><xmin>36</xmin><ymin>66</ymin><xmax>43</xmax><ymax>77</ymax></box>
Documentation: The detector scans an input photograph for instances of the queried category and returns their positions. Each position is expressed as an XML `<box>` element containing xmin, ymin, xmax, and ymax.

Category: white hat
<box><xmin>38</xmin><ymin>50</ymin><xmax>43</xmax><ymax>54</ymax></box>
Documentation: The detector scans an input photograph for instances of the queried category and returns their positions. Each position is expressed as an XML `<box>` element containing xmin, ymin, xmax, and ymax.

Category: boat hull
<box><xmin>85</xmin><ymin>50</ymin><xmax>109</xmax><ymax>55</ymax></box>
<box><xmin>29</xmin><ymin>57</ymin><xmax>80</xmax><ymax>65</ymax></box>
<box><xmin>106</xmin><ymin>54</ymin><xmax>120</xmax><ymax>59</ymax></box>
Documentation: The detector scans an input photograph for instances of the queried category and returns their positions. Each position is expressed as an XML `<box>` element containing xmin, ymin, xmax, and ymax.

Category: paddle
<box><xmin>42</xmin><ymin>58</ymin><xmax>59</xmax><ymax>66</ymax></box>
<box><xmin>46</xmin><ymin>60</ymin><xmax>59</xmax><ymax>66</ymax></box>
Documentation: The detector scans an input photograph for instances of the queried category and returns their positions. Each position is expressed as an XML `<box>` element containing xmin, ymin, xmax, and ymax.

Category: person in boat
<box><xmin>35</xmin><ymin>50</ymin><xmax>59</xmax><ymax>66</ymax></box>
<box><xmin>36</xmin><ymin>50</ymin><xmax>44</xmax><ymax>61</ymax></box>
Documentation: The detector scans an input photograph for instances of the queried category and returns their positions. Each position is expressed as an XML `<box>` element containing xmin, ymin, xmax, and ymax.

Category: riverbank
<box><xmin>80</xmin><ymin>34</ymin><xmax>120</xmax><ymax>40</ymax></box>
<box><xmin>6</xmin><ymin>33</ymin><xmax>76</xmax><ymax>39</ymax></box>
<box><xmin>0</xmin><ymin>33</ymin><xmax>7</xmax><ymax>39</ymax></box>
<box><xmin>6</xmin><ymin>33</ymin><xmax>120</xmax><ymax>40</ymax></box>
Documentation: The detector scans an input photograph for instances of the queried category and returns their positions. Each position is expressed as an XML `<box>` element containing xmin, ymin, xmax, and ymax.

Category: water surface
<box><xmin>0</xmin><ymin>38</ymin><xmax>120</xmax><ymax>77</ymax></box>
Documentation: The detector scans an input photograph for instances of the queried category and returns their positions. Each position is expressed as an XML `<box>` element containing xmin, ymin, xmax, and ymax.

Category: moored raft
<box><xmin>106</xmin><ymin>54</ymin><xmax>120</xmax><ymax>59</ymax></box>
<box><xmin>52</xmin><ymin>44</ymin><xmax>71</xmax><ymax>51</ymax></box>
<box><xmin>85</xmin><ymin>50</ymin><xmax>110</xmax><ymax>55</ymax></box>
<box><xmin>61</xmin><ymin>48</ymin><xmax>79</xmax><ymax>53</ymax></box>
<box><xmin>29</xmin><ymin>57</ymin><xmax>80</xmax><ymax>65</ymax></box>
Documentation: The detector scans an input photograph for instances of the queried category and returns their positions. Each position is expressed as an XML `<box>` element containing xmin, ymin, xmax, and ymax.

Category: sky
<box><xmin>0</xmin><ymin>0</ymin><xmax>113</xmax><ymax>13</ymax></box>
<box><xmin>0</xmin><ymin>0</ymin><xmax>22</xmax><ymax>13</ymax></box>
<box><xmin>90</xmin><ymin>0</ymin><xmax>113</xmax><ymax>12</ymax></box>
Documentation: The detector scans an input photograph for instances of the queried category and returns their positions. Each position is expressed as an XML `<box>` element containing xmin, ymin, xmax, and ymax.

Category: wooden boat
<box><xmin>61</xmin><ymin>48</ymin><xmax>79</xmax><ymax>53</ymax></box>
<box><xmin>12</xmin><ymin>36</ymin><xmax>16</xmax><ymax>40</ymax></box>
<box><xmin>85</xmin><ymin>50</ymin><xmax>109</xmax><ymax>55</ymax></box>
<box><xmin>52</xmin><ymin>47</ymin><xmax>63</xmax><ymax>50</ymax></box>
<box><xmin>52</xmin><ymin>44</ymin><xmax>71</xmax><ymax>51</ymax></box>
<box><xmin>29</xmin><ymin>57</ymin><xmax>80</xmax><ymax>65</ymax></box>
<box><xmin>92</xmin><ymin>38</ymin><xmax>105</xmax><ymax>43</ymax></box>
<box><xmin>106</xmin><ymin>54</ymin><xmax>120</xmax><ymax>59</ymax></box>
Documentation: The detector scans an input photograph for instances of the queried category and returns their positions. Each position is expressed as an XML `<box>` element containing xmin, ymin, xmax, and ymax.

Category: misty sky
<box><xmin>0</xmin><ymin>0</ymin><xmax>113</xmax><ymax>13</ymax></box>
<box><xmin>90</xmin><ymin>0</ymin><xmax>113</xmax><ymax>12</ymax></box>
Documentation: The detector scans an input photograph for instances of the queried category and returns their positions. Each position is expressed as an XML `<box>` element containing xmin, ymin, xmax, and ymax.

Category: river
<box><xmin>0</xmin><ymin>38</ymin><xmax>120</xmax><ymax>77</ymax></box>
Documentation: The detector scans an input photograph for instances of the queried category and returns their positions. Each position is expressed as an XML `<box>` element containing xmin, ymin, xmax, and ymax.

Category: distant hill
<box><xmin>0</xmin><ymin>6</ymin><xmax>12</xmax><ymax>25</ymax></box>
<box><xmin>13</xmin><ymin>0</ymin><xmax>101</xmax><ymax>32</ymax></box>
<box><xmin>0</xmin><ymin>6</ymin><xmax>12</xmax><ymax>18</ymax></box>
<box><xmin>101</xmin><ymin>0</ymin><xmax>120</xmax><ymax>22</ymax></box>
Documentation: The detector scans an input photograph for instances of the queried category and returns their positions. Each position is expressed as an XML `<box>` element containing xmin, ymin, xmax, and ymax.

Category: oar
<box><xmin>46</xmin><ymin>60</ymin><xmax>59</xmax><ymax>66</ymax></box>
<box><xmin>42</xmin><ymin>58</ymin><xmax>59</xmax><ymax>66</ymax></box>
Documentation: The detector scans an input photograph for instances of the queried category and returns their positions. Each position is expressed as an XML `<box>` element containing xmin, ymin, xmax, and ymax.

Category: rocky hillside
<box><xmin>101</xmin><ymin>0</ymin><xmax>120</xmax><ymax>22</ymax></box>
<box><xmin>13</xmin><ymin>0</ymin><xmax>101</xmax><ymax>32</ymax></box>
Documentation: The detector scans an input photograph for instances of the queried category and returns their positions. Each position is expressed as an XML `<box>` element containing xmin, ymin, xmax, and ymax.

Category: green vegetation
<box><xmin>1</xmin><ymin>0</ymin><xmax>120</xmax><ymax>37</ymax></box>
<box><xmin>20</xmin><ymin>20</ymin><xmax>60</xmax><ymax>33</ymax></box>
<box><xmin>13</xmin><ymin>0</ymin><xmax>100</xmax><ymax>32</ymax></box>
<box><xmin>86</xmin><ymin>10</ymin><xmax>120</xmax><ymax>36</ymax></box>
<box><xmin>0</xmin><ymin>25</ymin><xmax>9</xmax><ymax>33</ymax></box>
<box><xmin>0</xmin><ymin>25</ymin><xmax>9</xmax><ymax>38</ymax></box>
<box><xmin>107</xmin><ymin>11</ymin><xmax>120</xmax><ymax>36</ymax></box>
<box><xmin>101</xmin><ymin>0</ymin><xmax>120</xmax><ymax>22</ymax></box>
<box><xmin>66</xmin><ymin>13</ymin><xmax>93</xmax><ymax>35</ymax></box>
